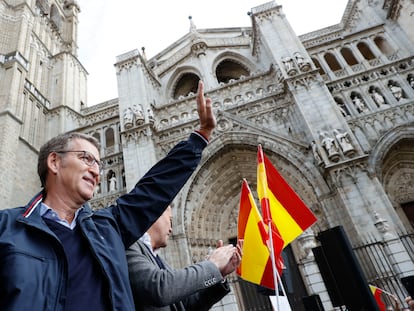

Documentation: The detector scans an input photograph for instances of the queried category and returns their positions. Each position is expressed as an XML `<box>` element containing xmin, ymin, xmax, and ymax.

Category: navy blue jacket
<box><xmin>0</xmin><ymin>133</ymin><xmax>207</xmax><ymax>311</ymax></box>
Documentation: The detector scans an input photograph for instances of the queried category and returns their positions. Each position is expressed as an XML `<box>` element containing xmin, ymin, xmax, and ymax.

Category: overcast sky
<box><xmin>77</xmin><ymin>0</ymin><xmax>348</xmax><ymax>106</ymax></box>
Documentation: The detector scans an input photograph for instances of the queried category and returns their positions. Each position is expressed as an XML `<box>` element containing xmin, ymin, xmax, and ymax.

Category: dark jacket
<box><xmin>127</xmin><ymin>239</ymin><xmax>230</xmax><ymax>311</ymax></box>
<box><xmin>0</xmin><ymin>133</ymin><xmax>207</xmax><ymax>311</ymax></box>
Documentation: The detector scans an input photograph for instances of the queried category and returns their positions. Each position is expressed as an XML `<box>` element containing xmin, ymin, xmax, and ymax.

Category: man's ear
<box><xmin>47</xmin><ymin>152</ymin><xmax>59</xmax><ymax>175</ymax></box>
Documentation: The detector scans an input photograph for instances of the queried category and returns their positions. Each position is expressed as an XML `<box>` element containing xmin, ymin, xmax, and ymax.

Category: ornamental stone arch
<box><xmin>368</xmin><ymin>123</ymin><xmax>414</xmax><ymax>226</ymax></box>
<box><xmin>166</xmin><ymin>66</ymin><xmax>202</xmax><ymax>100</ymax></box>
<box><xmin>212</xmin><ymin>52</ymin><xmax>255</xmax><ymax>84</ymax></box>
<box><xmin>177</xmin><ymin>131</ymin><xmax>330</xmax><ymax>262</ymax></box>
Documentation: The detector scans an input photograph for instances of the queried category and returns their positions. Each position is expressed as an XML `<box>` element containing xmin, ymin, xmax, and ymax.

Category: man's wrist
<box><xmin>194</xmin><ymin>129</ymin><xmax>211</xmax><ymax>142</ymax></box>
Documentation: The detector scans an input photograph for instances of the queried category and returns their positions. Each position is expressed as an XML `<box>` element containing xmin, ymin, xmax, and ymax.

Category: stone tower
<box><xmin>0</xmin><ymin>0</ymin><xmax>87</xmax><ymax>206</ymax></box>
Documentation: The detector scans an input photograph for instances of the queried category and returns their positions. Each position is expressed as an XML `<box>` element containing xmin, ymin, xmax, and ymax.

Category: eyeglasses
<box><xmin>53</xmin><ymin>150</ymin><xmax>104</xmax><ymax>173</ymax></box>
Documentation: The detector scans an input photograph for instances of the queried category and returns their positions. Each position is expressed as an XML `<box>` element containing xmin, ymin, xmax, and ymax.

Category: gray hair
<box><xmin>38</xmin><ymin>132</ymin><xmax>100</xmax><ymax>188</ymax></box>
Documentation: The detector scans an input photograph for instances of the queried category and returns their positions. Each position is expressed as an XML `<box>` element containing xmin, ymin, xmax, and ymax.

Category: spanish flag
<box><xmin>257</xmin><ymin>145</ymin><xmax>317</xmax><ymax>247</ymax></box>
<box><xmin>369</xmin><ymin>285</ymin><xmax>386</xmax><ymax>311</ymax></box>
<box><xmin>237</xmin><ymin>179</ymin><xmax>283</xmax><ymax>289</ymax></box>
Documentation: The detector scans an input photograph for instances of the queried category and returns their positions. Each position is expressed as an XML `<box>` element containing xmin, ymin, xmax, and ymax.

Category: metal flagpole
<box><xmin>267</xmin><ymin>219</ymin><xmax>292</xmax><ymax>311</ymax></box>
<box><xmin>257</xmin><ymin>144</ymin><xmax>291</xmax><ymax>310</ymax></box>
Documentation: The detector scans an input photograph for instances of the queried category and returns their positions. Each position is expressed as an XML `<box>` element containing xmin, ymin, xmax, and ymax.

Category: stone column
<box><xmin>297</xmin><ymin>230</ymin><xmax>334</xmax><ymax>310</ymax></box>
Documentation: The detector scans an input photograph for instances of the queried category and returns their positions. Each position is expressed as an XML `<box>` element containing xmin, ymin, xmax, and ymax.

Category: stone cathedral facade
<box><xmin>1</xmin><ymin>0</ymin><xmax>414</xmax><ymax>309</ymax></box>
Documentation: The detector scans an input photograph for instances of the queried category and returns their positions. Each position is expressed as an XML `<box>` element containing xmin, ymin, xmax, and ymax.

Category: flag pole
<box><xmin>267</xmin><ymin>218</ymin><xmax>291</xmax><ymax>311</ymax></box>
<box><xmin>267</xmin><ymin>218</ymin><xmax>280</xmax><ymax>309</ymax></box>
<box><xmin>258</xmin><ymin>144</ymin><xmax>291</xmax><ymax>310</ymax></box>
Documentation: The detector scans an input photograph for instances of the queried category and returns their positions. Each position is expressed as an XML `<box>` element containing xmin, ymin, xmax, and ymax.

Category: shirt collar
<box><xmin>140</xmin><ymin>232</ymin><xmax>160</xmax><ymax>255</ymax></box>
<box><xmin>40</xmin><ymin>202</ymin><xmax>83</xmax><ymax>230</ymax></box>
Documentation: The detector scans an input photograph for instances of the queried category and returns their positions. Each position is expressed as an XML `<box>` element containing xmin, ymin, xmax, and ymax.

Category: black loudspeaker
<box><xmin>315</xmin><ymin>226</ymin><xmax>379</xmax><ymax>311</ymax></box>
<box><xmin>401</xmin><ymin>275</ymin><xmax>414</xmax><ymax>297</ymax></box>
<box><xmin>302</xmin><ymin>294</ymin><xmax>325</xmax><ymax>311</ymax></box>
<box><xmin>312</xmin><ymin>246</ymin><xmax>343</xmax><ymax>307</ymax></box>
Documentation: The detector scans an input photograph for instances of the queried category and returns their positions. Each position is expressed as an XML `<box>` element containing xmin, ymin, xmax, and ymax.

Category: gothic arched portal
<box><xmin>180</xmin><ymin>131</ymin><xmax>328</xmax><ymax>262</ymax></box>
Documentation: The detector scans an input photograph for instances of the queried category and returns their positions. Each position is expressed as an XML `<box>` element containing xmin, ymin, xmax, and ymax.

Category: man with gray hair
<box><xmin>0</xmin><ymin>81</ymin><xmax>215</xmax><ymax>311</ymax></box>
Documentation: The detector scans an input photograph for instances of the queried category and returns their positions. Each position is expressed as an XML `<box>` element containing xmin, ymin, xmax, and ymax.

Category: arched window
<box><xmin>340</xmin><ymin>47</ymin><xmax>358</xmax><ymax>66</ymax></box>
<box><xmin>324</xmin><ymin>53</ymin><xmax>342</xmax><ymax>71</ymax></box>
<box><xmin>374</xmin><ymin>36</ymin><xmax>394</xmax><ymax>56</ymax></box>
<box><xmin>357</xmin><ymin>42</ymin><xmax>375</xmax><ymax>60</ymax></box>
<box><xmin>105</xmin><ymin>128</ymin><xmax>114</xmax><ymax>148</ymax></box>
<box><xmin>311</xmin><ymin>57</ymin><xmax>325</xmax><ymax>75</ymax></box>
<box><xmin>215</xmin><ymin>60</ymin><xmax>249</xmax><ymax>84</ymax></box>
<box><xmin>173</xmin><ymin>73</ymin><xmax>200</xmax><ymax>100</ymax></box>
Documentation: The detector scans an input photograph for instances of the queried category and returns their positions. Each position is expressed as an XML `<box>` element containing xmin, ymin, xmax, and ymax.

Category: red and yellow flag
<box><xmin>369</xmin><ymin>285</ymin><xmax>386</xmax><ymax>311</ymax></box>
<box><xmin>257</xmin><ymin>145</ymin><xmax>317</xmax><ymax>247</ymax></box>
<box><xmin>237</xmin><ymin>179</ymin><xmax>283</xmax><ymax>289</ymax></box>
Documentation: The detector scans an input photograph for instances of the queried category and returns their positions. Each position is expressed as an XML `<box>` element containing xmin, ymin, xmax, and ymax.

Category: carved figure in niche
<box><xmin>388</xmin><ymin>82</ymin><xmax>403</xmax><ymax>101</ymax></box>
<box><xmin>132</xmin><ymin>104</ymin><xmax>145</xmax><ymax>125</ymax></box>
<box><xmin>333</xmin><ymin>129</ymin><xmax>355</xmax><ymax>156</ymax></box>
<box><xmin>311</xmin><ymin>140</ymin><xmax>324</xmax><ymax>167</ymax></box>
<box><xmin>109</xmin><ymin>172</ymin><xmax>117</xmax><ymax>192</ymax></box>
<box><xmin>294</xmin><ymin>52</ymin><xmax>311</xmax><ymax>72</ymax></box>
<box><xmin>369</xmin><ymin>88</ymin><xmax>387</xmax><ymax>107</ymax></box>
<box><xmin>320</xmin><ymin>131</ymin><xmax>339</xmax><ymax>161</ymax></box>
<box><xmin>123</xmin><ymin>108</ymin><xmax>133</xmax><ymax>128</ymax></box>
<box><xmin>351</xmin><ymin>95</ymin><xmax>368</xmax><ymax>113</ymax></box>
<box><xmin>408</xmin><ymin>75</ymin><xmax>414</xmax><ymax>89</ymax></box>
<box><xmin>282</xmin><ymin>56</ymin><xmax>297</xmax><ymax>76</ymax></box>
<box><xmin>335</xmin><ymin>99</ymin><xmax>350</xmax><ymax>117</ymax></box>
<box><xmin>373</xmin><ymin>211</ymin><xmax>393</xmax><ymax>239</ymax></box>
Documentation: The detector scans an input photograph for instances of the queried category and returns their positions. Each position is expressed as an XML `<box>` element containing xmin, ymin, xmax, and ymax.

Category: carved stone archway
<box><xmin>179</xmin><ymin>131</ymin><xmax>328</xmax><ymax>262</ymax></box>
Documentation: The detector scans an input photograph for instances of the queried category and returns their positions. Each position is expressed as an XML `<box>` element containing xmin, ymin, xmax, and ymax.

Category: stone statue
<box><xmin>132</xmin><ymin>104</ymin><xmax>145</xmax><ymax>125</ymax></box>
<box><xmin>109</xmin><ymin>173</ymin><xmax>117</xmax><ymax>192</ymax></box>
<box><xmin>334</xmin><ymin>129</ymin><xmax>355</xmax><ymax>156</ymax></box>
<box><xmin>370</xmin><ymin>89</ymin><xmax>386</xmax><ymax>107</ymax></box>
<box><xmin>320</xmin><ymin>131</ymin><xmax>339</xmax><ymax>161</ymax></box>
<box><xmin>352</xmin><ymin>96</ymin><xmax>367</xmax><ymax>113</ymax></box>
<box><xmin>389</xmin><ymin>84</ymin><xmax>403</xmax><ymax>101</ymax></box>
<box><xmin>311</xmin><ymin>140</ymin><xmax>323</xmax><ymax>167</ymax></box>
<box><xmin>123</xmin><ymin>108</ymin><xmax>133</xmax><ymax>128</ymax></box>
<box><xmin>336</xmin><ymin>101</ymin><xmax>350</xmax><ymax>117</ymax></box>
<box><xmin>282</xmin><ymin>56</ymin><xmax>297</xmax><ymax>76</ymax></box>
<box><xmin>294</xmin><ymin>52</ymin><xmax>311</xmax><ymax>72</ymax></box>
